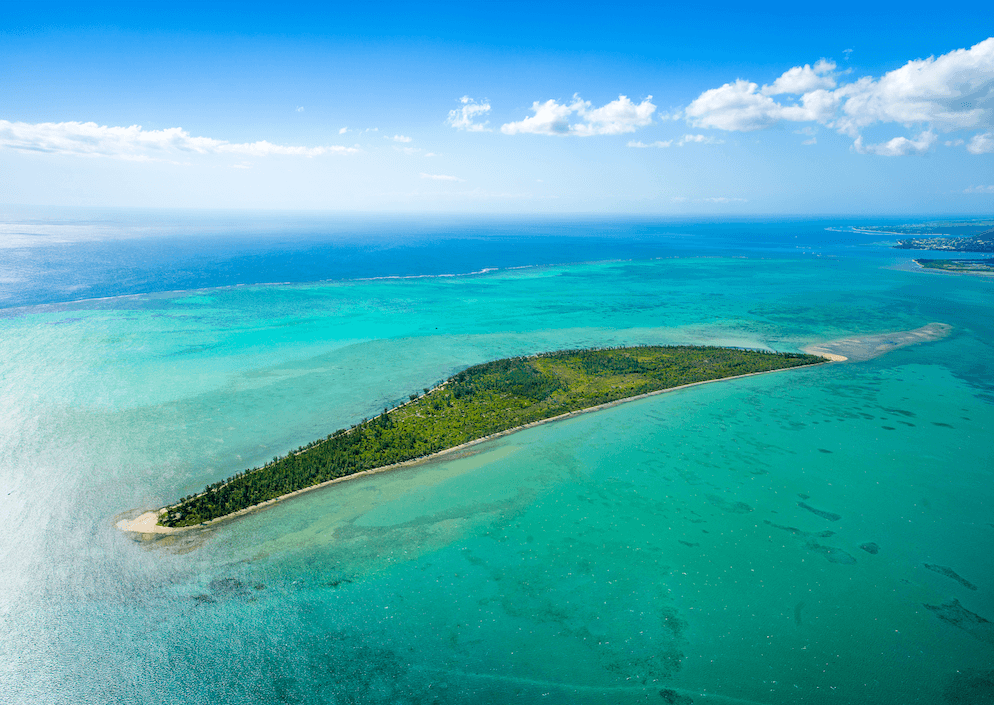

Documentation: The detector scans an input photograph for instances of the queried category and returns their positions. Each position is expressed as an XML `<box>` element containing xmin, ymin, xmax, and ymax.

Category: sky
<box><xmin>1</xmin><ymin>1</ymin><xmax>993</xmax><ymax>214</ymax></box>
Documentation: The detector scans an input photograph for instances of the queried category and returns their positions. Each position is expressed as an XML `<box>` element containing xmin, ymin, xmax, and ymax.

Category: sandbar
<box><xmin>802</xmin><ymin>322</ymin><xmax>951</xmax><ymax>362</ymax></box>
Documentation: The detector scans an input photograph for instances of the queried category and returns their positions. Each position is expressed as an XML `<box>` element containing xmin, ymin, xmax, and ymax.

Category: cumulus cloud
<box><xmin>685</xmin><ymin>80</ymin><xmax>839</xmax><ymax>131</ymax></box>
<box><xmin>420</xmin><ymin>172</ymin><xmax>463</xmax><ymax>181</ymax></box>
<box><xmin>391</xmin><ymin>135</ymin><xmax>412</xmax><ymax>143</ymax></box>
<box><xmin>968</xmin><ymin>131</ymin><xmax>994</xmax><ymax>154</ymax></box>
<box><xmin>853</xmin><ymin>130</ymin><xmax>937</xmax><ymax>156</ymax></box>
<box><xmin>833</xmin><ymin>39</ymin><xmax>994</xmax><ymax>136</ymax></box>
<box><xmin>685</xmin><ymin>37</ymin><xmax>994</xmax><ymax>155</ymax></box>
<box><xmin>0</xmin><ymin>120</ymin><xmax>359</xmax><ymax>160</ymax></box>
<box><xmin>964</xmin><ymin>184</ymin><xmax>994</xmax><ymax>193</ymax></box>
<box><xmin>447</xmin><ymin>96</ymin><xmax>491</xmax><ymax>132</ymax></box>
<box><xmin>501</xmin><ymin>95</ymin><xmax>655</xmax><ymax>136</ymax></box>
<box><xmin>762</xmin><ymin>60</ymin><xmax>836</xmax><ymax>95</ymax></box>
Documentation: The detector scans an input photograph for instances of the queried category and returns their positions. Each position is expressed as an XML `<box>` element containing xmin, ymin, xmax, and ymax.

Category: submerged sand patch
<box><xmin>802</xmin><ymin>322</ymin><xmax>951</xmax><ymax>362</ymax></box>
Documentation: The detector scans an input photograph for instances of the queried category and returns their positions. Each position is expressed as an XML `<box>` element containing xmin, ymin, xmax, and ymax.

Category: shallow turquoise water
<box><xmin>1</xmin><ymin>241</ymin><xmax>992</xmax><ymax>704</ymax></box>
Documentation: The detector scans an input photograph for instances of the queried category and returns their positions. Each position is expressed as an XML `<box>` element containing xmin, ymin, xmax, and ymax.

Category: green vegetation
<box><xmin>159</xmin><ymin>346</ymin><xmax>825</xmax><ymax>527</ymax></box>
<box><xmin>915</xmin><ymin>258</ymin><xmax>994</xmax><ymax>273</ymax></box>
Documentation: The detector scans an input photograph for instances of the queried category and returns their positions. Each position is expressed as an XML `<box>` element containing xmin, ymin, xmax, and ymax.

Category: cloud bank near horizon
<box><xmin>0</xmin><ymin>120</ymin><xmax>360</xmax><ymax>161</ymax></box>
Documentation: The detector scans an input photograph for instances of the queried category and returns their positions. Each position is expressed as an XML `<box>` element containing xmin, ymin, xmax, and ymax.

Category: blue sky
<box><xmin>2</xmin><ymin>1</ymin><xmax>992</xmax><ymax>213</ymax></box>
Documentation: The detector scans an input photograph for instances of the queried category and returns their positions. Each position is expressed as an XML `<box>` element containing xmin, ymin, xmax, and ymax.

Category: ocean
<box><xmin>1</xmin><ymin>208</ymin><xmax>991</xmax><ymax>704</ymax></box>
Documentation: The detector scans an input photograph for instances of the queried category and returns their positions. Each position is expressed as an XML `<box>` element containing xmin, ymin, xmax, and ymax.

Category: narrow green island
<box><xmin>914</xmin><ymin>258</ymin><xmax>994</xmax><ymax>274</ymax></box>
<box><xmin>154</xmin><ymin>346</ymin><xmax>825</xmax><ymax>528</ymax></box>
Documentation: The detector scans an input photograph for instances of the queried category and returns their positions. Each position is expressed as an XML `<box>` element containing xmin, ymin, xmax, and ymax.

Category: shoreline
<box><xmin>887</xmin><ymin>258</ymin><xmax>994</xmax><ymax>279</ymax></box>
<box><xmin>911</xmin><ymin>258</ymin><xmax>994</xmax><ymax>279</ymax></box>
<box><xmin>118</xmin><ymin>360</ymin><xmax>833</xmax><ymax>535</ymax></box>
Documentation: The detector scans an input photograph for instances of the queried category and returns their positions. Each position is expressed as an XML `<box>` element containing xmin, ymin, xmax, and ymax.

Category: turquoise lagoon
<box><xmin>0</xmin><ymin>216</ymin><xmax>992</xmax><ymax>704</ymax></box>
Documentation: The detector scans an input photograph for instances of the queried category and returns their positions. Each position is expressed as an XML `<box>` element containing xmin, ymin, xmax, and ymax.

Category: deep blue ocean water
<box><xmin>1</xmin><ymin>208</ymin><xmax>992</xmax><ymax>704</ymax></box>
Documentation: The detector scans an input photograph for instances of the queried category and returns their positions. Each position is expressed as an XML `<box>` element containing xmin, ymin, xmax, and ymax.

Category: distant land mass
<box><xmin>123</xmin><ymin>346</ymin><xmax>826</xmax><ymax>531</ymax></box>
<box><xmin>894</xmin><ymin>232</ymin><xmax>994</xmax><ymax>252</ymax></box>
<box><xmin>914</xmin><ymin>259</ymin><xmax>994</xmax><ymax>274</ymax></box>
<box><xmin>876</xmin><ymin>220</ymin><xmax>994</xmax><ymax>253</ymax></box>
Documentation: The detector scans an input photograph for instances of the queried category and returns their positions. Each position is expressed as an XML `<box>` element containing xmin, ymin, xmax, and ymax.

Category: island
<box><xmin>914</xmin><ymin>258</ymin><xmax>994</xmax><ymax>274</ymax></box>
<box><xmin>123</xmin><ymin>346</ymin><xmax>827</xmax><ymax>532</ymax></box>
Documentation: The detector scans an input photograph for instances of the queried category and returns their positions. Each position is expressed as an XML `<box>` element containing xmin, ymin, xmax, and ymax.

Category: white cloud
<box><xmin>685</xmin><ymin>80</ymin><xmax>786</xmax><ymax>131</ymax></box>
<box><xmin>502</xmin><ymin>98</ymin><xmax>575</xmax><ymax>135</ymax></box>
<box><xmin>420</xmin><ymin>172</ymin><xmax>463</xmax><ymax>182</ymax></box>
<box><xmin>678</xmin><ymin>134</ymin><xmax>724</xmax><ymax>145</ymax></box>
<box><xmin>833</xmin><ymin>39</ymin><xmax>994</xmax><ymax>136</ymax></box>
<box><xmin>700</xmin><ymin>197</ymin><xmax>747</xmax><ymax>203</ymax></box>
<box><xmin>391</xmin><ymin>134</ymin><xmax>412</xmax><ymax>143</ymax></box>
<box><xmin>967</xmin><ymin>131</ymin><xmax>994</xmax><ymax>154</ymax></box>
<box><xmin>628</xmin><ymin>140</ymin><xmax>673</xmax><ymax>148</ymax></box>
<box><xmin>685</xmin><ymin>80</ymin><xmax>839</xmax><ymax>131</ymax></box>
<box><xmin>684</xmin><ymin>37</ymin><xmax>994</xmax><ymax>155</ymax></box>
<box><xmin>501</xmin><ymin>95</ymin><xmax>655</xmax><ymax>136</ymax></box>
<box><xmin>296</xmin><ymin>106</ymin><xmax>304</xmax><ymax>113</ymax></box>
<box><xmin>572</xmin><ymin>95</ymin><xmax>656</xmax><ymax>136</ymax></box>
<box><xmin>447</xmin><ymin>96</ymin><xmax>491</xmax><ymax>132</ymax></box>
<box><xmin>762</xmin><ymin>59</ymin><xmax>836</xmax><ymax>95</ymax></box>
<box><xmin>0</xmin><ymin>120</ymin><xmax>359</xmax><ymax>160</ymax></box>
<box><xmin>339</xmin><ymin>127</ymin><xmax>349</xmax><ymax>134</ymax></box>
<box><xmin>852</xmin><ymin>130</ymin><xmax>937</xmax><ymax>156</ymax></box>
<box><xmin>803</xmin><ymin>138</ymin><xmax>817</xmax><ymax>145</ymax></box>
<box><xmin>964</xmin><ymin>184</ymin><xmax>994</xmax><ymax>193</ymax></box>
